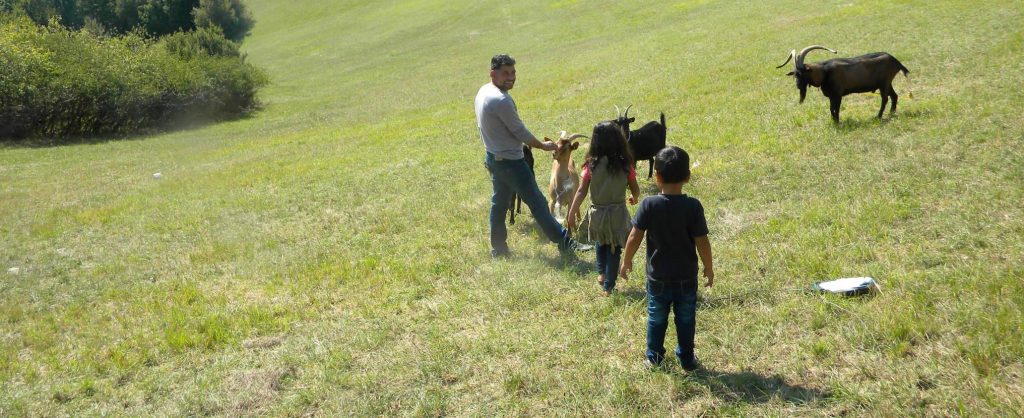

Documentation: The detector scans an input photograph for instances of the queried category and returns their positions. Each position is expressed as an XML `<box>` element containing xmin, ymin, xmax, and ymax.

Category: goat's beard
<box><xmin>798</xmin><ymin>83</ymin><xmax>808</xmax><ymax>104</ymax></box>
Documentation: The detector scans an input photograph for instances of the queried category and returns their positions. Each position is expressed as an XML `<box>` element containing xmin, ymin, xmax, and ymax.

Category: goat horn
<box><xmin>614</xmin><ymin>105</ymin><xmax>621</xmax><ymax>118</ymax></box>
<box><xmin>795</xmin><ymin>45</ymin><xmax>838</xmax><ymax>71</ymax></box>
<box><xmin>623</xmin><ymin>104</ymin><xmax>632</xmax><ymax>119</ymax></box>
<box><xmin>566</xmin><ymin>133</ymin><xmax>588</xmax><ymax>141</ymax></box>
<box><xmin>776</xmin><ymin>49</ymin><xmax>796</xmax><ymax>69</ymax></box>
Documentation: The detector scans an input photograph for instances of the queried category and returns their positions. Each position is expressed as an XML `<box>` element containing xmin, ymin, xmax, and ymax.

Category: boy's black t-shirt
<box><xmin>632</xmin><ymin>194</ymin><xmax>709</xmax><ymax>282</ymax></box>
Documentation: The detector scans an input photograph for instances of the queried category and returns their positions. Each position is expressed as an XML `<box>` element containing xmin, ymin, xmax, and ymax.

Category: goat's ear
<box><xmin>571</xmin><ymin>142</ymin><xmax>580</xmax><ymax>150</ymax></box>
<box><xmin>785</xmin><ymin>71</ymin><xmax>794</xmax><ymax>76</ymax></box>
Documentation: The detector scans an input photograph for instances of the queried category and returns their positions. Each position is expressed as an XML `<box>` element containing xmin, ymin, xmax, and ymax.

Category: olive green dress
<box><xmin>578</xmin><ymin>157</ymin><xmax>632</xmax><ymax>248</ymax></box>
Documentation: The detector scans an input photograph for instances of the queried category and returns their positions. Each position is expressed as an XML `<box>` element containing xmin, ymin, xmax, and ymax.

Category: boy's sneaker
<box><xmin>643</xmin><ymin>358</ymin><xmax>661</xmax><ymax>370</ymax></box>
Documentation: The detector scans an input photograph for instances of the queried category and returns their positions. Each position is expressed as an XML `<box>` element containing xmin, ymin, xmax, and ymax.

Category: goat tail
<box><xmin>660</xmin><ymin>112</ymin><xmax>666</xmax><ymax>128</ymax></box>
<box><xmin>895</xmin><ymin>58</ymin><xmax>913</xmax><ymax>99</ymax></box>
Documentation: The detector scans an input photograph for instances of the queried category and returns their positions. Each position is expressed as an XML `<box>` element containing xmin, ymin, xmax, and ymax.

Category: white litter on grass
<box><xmin>153</xmin><ymin>172</ymin><xmax>162</xmax><ymax>179</ymax></box>
<box><xmin>814</xmin><ymin>277</ymin><xmax>880</xmax><ymax>296</ymax></box>
<box><xmin>7</xmin><ymin>267</ymin><xmax>19</xmax><ymax>275</ymax></box>
<box><xmin>691</xmin><ymin>160</ymin><xmax>701</xmax><ymax>169</ymax></box>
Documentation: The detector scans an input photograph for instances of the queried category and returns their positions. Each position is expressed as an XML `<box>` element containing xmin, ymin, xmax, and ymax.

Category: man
<box><xmin>475</xmin><ymin>53</ymin><xmax>591</xmax><ymax>258</ymax></box>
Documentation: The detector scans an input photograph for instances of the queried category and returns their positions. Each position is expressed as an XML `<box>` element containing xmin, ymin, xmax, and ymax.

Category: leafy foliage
<box><xmin>0</xmin><ymin>17</ymin><xmax>267</xmax><ymax>139</ymax></box>
<box><xmin>163</xmin><ymin>25</ymin><xmax>239</xmax><ymax>58</ymax></box>
<box><xmin>0</xmin><ymin>0</ymin><xmax>254</xmax><ymax>41</ymax></box>
<box><xmin>192</xmin><ymin>0</ymin><xmax>252</xmax><ymax>42</ymax></box>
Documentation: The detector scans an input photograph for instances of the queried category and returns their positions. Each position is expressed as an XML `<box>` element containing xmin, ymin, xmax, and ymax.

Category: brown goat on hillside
<box><xmin>548</xmin><ymin>131</ymin><xmax>587</xmax><ymax>221</ymax></box>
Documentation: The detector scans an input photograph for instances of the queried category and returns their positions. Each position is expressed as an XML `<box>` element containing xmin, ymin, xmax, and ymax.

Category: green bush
<box><xmin>0</xmin><ymin>17</ymin><xmax>267</xmax><ymax>140</ymax></box>
<box><xmin>163</xmin><ymin>25</ymin><xmax>239</xmax><ymax>59</ymax></box>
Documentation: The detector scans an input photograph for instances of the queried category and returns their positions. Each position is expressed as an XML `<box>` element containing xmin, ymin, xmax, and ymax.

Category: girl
<box><xmin>567</xmin><ymin>121</ymin><xmax>642</xmax><ymax>295</ymax></box>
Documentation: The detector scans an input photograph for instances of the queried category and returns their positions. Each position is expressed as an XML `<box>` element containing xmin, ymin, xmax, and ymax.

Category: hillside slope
<box><xmin>1</xmin><ymin>0</ymin><xmax>1022</xmax><ymax>415</ymax></box>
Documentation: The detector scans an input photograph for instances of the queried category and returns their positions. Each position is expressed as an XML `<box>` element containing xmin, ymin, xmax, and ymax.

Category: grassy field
<box><xmin>2</xmin><ymin>0</ymin><xmax>1023</xmax><ymax>415</ymax></box>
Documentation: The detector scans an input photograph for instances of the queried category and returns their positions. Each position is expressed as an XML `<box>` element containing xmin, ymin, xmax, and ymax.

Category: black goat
<box><xmin>777</xmin><ymin>45</ymin><xmax>910</xmax><ymax>123</ymax></box>
<box><xmin>612</xmin><ymin>105</ymin><xmax>667</xmax><ymax>178</ymax></box>
<box><xmin>507</xmin><ymin>144</ymin><xmax>535</xmax><ymax>225</ymax></box>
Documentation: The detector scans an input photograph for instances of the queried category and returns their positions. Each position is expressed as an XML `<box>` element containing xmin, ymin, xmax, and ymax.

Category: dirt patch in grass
<box><xmin>225</xmin><ymin>365</ymin><xmax>298</xmax><ymax>414</ymax></box>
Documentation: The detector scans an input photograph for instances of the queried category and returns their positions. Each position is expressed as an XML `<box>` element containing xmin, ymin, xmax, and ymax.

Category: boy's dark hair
<box><xmin>490</xmin><ymin>54</ymin><xmax>516</xmax><ymax>70</ymax></box>
<box><xmin>586</xmin><ymin>121</ymin><xmax>634</xmax><ymax>175</ymax></box>
<box><xmin>654</xmin><ymin>146</ymin><xmax>690</xmax><ymax>183</ymax></box>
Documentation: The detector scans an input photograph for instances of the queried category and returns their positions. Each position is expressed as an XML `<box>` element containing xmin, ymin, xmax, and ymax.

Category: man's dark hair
<box><xmin>654</xmin><ymin>146</ymin><xmax>691</xmax><ymax>183</ymax></box>
<box><xmin>490</xmin><ymin>54</ymin><xmax>516</xmax><ymax>70</ymax></box>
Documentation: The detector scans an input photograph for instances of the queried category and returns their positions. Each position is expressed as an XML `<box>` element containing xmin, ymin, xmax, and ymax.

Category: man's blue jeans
<box><xmin>596</xmin><ymin>245</ymin><xmax>622</xmax><ymax>292</ymax></box>
<box><xmin>646</xmin><ymin>279</ymin><xmax>698</xmax><ymax>365</ymax></box>
<box><xmin>485</xmin><ymin>152</ymin><xmax>567</xmax><ymax>255</ymax></box>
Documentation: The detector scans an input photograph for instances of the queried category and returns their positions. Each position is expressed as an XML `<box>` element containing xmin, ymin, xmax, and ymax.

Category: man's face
<box><xmin>490</xmin><ymin>65</ymin><xmax>516</xmax><ymax>91</ymax></box>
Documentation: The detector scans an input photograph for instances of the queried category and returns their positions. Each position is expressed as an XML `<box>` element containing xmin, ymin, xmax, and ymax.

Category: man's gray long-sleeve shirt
<box><xmin>475</xmin><ymin>82</ymin><xmax>537</xmax><ymax>160</ymax></box>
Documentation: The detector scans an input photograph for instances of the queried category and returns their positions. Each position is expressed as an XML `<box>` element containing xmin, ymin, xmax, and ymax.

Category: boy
<box><xmin>619</xmin><ymin>146</ymin><xmax>714</xmax><ymax>370</ymax></box>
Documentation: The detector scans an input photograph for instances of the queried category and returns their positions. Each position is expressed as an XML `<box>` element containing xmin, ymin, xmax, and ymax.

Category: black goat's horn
<box><xmin>623</xmin><ymin>104</ymin><xmax>633</xmax><ymax>119</ymax></box>
<box><xmin>795</xmin><ymin>45</ymin><xmax>838</xmax><ymax>70</ymax></box>
<box><xmin>776</xmin><ymin>49</ymin><xmax>796</xmax><ymax>68</ymax></box>
<box><xmin>615</xmin><ymin>105</ymin><xmax>621</xmax><ymax>118</ymax></box>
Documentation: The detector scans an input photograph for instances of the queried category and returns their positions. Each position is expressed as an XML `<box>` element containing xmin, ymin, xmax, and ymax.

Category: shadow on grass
<box><xmin>687</xmin><ymin>368</ymin><xmax>830</xmax><ymax>405</ymax></box>
<box><xmin>619</xmin><ymin>287</ymin><xmax>647</xmax><ymax>302</ymax></box>
<box><xmin>0</xmin><ymin>110</ymin><xmax>261</xmax><ymax>149</ymax></box>
<box><xmin>510</xmin><ymin>224</ymin><xmax>596</xmax><ymax>274</ymax></box>
<box><xmin>696</xmin><ymin>291</ymin><xmax>783</xmax><ymax>310</ymax></box>
<box><xmin>833</xmin><ymin>108</ymin><xmax>934</xmax><ymax>133</ymax></box>
<box><xmin>538</xmin><ymin>252</ymin><xmax>593</xmax><ymax>275</ymax></box>
<box><xmin>617</xmin><ymin>289</ymin><xmax>778</xmax><ymax>308</ymax></box>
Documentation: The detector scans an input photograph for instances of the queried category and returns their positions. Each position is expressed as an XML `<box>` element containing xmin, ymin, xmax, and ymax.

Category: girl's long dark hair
<box><xmin>586</xmin><ymin>121</ymin><xmax>634</xmax><ymax>175</ymax></box>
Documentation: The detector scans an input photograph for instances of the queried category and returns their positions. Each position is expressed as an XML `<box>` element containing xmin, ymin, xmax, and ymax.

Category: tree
<box><xmin>1</xmin><ymin>0</ymin><xmax>257</xmax><ymax>42</ymax></box>
<box><xmin>191</xmin><ymin>0</ymin><xmax>251</xmax><ymax>42</ymax></box>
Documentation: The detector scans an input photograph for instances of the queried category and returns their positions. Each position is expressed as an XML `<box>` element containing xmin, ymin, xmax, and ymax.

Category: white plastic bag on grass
<box><xmin>813</xmin><ymin>277</ymin><xmax>880</xmax><ymax>296</ymax></box>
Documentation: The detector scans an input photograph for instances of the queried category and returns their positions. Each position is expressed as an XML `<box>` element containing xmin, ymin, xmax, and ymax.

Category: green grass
<box><xmin>2</xmin><ymin>0</ymin><xmax>1023</xmax><ymax>415</ymax></box>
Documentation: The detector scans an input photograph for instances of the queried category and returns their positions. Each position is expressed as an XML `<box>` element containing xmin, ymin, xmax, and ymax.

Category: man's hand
<box><xmin>628</xmin><ymin>195</ymin><xmax>638</xmax><ymax>205</ymax></box>
<box><xmin>619</xmin><ymin>260</ymin><xmax>632</xmax><ymax>281</ymax></box>
<box><xmin>540</xmin><ymin>137</ymin><xmax>557</xmax><ymax>152</ymax></box>
<box><xmin>703</xmin><ymin>267</ymin><xmax>715</xmax><ymax>288</ymax></box>
<box><xmin>566</xmin><ymin>211</ymin><xmax>577</xmax><ymax>231</ymax></box>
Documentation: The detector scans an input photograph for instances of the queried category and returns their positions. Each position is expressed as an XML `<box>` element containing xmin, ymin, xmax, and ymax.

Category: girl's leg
<box><xmin>603</xmin><ymin>246</ymin><xmax>622</xmax><ymax>292</ymax></box>
<box><xmin>595</xmin><ymin>244</ymin><xmax>609</xmax><ymax>286</ymax></box>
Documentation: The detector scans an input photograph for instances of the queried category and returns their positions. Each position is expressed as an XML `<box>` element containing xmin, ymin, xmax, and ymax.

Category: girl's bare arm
<box><xmin>566</xmin><ymin>177</ymin><xmax>590</xmax><ymax>230</ymax></box>
<box><xmin>619</xmin><ymin>226</ymin><xmax>644</xmax><ymax>280</ymax></box>
<box><xmin>627</xmin><ymin>177</ymin><xmax>641</xmax><ymax>204</ymax></box>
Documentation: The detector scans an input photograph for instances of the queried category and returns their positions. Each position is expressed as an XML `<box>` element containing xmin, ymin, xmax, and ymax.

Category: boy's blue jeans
<box><xmin>646</xmin><ymin>279</ymin><xmax>698</xmax><ymax>365</ymax></box>
<box><xmin>485</xmin><ymin>152</ymin><xmax>568</xmax><ymax>255</ymax></box>
<box><xmin>596</xmin><ymin>244</ymin><xmax>622</xmax><ymax>292</ymax></box>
